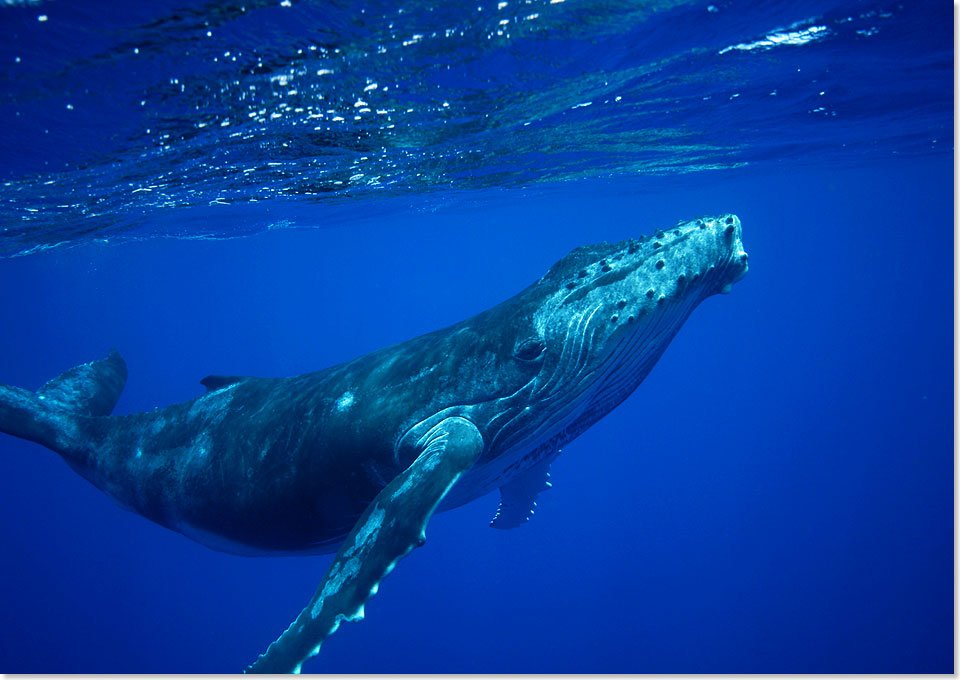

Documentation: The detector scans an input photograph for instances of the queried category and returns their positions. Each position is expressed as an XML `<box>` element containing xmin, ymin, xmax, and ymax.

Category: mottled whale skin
<box><xmin>0</xmin><ymin>214</ymin><xmax>748</xmax><ymax>673</ymax></box>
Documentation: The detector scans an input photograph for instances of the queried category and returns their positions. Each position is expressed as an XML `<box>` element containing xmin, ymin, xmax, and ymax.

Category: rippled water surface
<box><xmin>0</xmin><ymin>0</ymin><xmax>951</xmax><ymax>255</ymax></box>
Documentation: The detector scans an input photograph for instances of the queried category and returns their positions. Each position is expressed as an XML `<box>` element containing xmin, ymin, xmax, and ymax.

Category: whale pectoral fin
<box><xmin>490</xmin><ymin>452</ymin><xmax>557</xmax><ymax>529</ymax></box>
<box><xmin>246</xmin><ymin>416</ymin><xmax>484</xmax><ymax>674</ymax></box>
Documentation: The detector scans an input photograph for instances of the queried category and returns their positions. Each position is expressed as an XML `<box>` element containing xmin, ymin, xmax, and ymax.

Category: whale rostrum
<box><xmin>0</xmin><ymin>214</ymin><xmax>748</xmax><ymax>673</ymax></box>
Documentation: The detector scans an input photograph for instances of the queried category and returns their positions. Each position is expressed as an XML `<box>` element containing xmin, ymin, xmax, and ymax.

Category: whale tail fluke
<box><xmin>36</xmin><ymin>349</ymin><xmax>127</xmax><ymax>417</ymax></box>
<box><xmin>0</xmin><ymin>350</ymin><xmax>127</xmax><ymax>453</ymax></box>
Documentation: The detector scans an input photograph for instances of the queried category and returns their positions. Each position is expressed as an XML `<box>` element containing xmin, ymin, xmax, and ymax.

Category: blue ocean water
<box><xmin>0</xmin><ymin>0</ymin><xmax>952</xmax><ymax>673</ymax></box>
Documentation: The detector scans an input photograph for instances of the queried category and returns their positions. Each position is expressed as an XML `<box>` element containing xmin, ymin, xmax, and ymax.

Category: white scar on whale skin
<box><xmin>336</xmin><ymin>391</ymin><xmax>355</xmax><ymax>411</ymax></box>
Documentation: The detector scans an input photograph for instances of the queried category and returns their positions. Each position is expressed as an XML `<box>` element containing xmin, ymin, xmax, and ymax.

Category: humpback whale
<box><xmin>0</xmin><ymin>214</ymin><xmax>748</xmax><ymax>673</ymax></box>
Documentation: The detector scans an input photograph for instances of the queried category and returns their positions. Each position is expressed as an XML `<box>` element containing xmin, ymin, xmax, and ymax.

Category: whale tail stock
<box><xmin>0</xmin><ymin>350</ymin><xmax>127</xmax><ymax>455</ymax></box>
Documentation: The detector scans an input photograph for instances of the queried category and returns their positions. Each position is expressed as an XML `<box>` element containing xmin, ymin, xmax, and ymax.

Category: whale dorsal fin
<box><xmin>200</xmin><ymin>375</ymin><xmax>245</xmax><ymax>392</ymax></box>
<box><xmin>490</xmin><ymin>452</ymin><xmax>557</xmax><ymax>529</ymax></box>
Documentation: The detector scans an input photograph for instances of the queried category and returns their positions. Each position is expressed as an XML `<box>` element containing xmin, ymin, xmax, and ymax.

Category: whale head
<box><xmin>534</xmin><ymin>212</ymin><xmax>747</xmax><ymax>391</ymax></box>
<box><xmin>487</xmin><ymin>214</ymin><xmax>748</xmax><ymax>458</ymax></box>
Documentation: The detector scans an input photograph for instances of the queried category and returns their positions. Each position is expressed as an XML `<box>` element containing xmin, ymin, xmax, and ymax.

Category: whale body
<box><xmin>0</xmin><ymin>214</ymin><xmax>748</xmax><ymax>672</ymax></box>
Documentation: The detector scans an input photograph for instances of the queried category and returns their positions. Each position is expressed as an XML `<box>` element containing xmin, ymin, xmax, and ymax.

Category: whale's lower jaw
<box><xmin>452</xmin><ymin>215</ymin><xmax>748</xmax><ymax>505</ymax></box>
<box><xmin>449</xmin><ymin>291</ymin><xmax>706</xmax><ymax>509</ymax></box>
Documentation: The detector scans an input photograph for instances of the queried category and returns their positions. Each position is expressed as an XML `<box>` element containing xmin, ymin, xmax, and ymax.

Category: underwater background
<box><xmin>0</xmin><ymin>0</ymin><xmax>952</xmax><ymax>673</ymax></box>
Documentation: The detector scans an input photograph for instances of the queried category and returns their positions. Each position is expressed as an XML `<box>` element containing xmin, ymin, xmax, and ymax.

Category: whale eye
<box><xmin>514</xmin><ymin>338</ymin><xmax>546</xmax><ymax>362</ymax></box>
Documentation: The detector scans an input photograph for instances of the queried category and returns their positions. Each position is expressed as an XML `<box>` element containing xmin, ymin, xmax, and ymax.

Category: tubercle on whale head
<box><xmin>480</xmin><ymin>214</ymin><xmax>747</xmax><ymax>459</ymax></box>
<box><xmin>525</xmin><ymin>213</ymin><xmax>747</xmax><ymax>395</ymax></box>
<box><xmin>549</xmin><ymin>212</ymin><xmax>744</xmax><ymax>287</ymax></box>
<box><xmin>533</xmin><ymin>212</ymin><xmax>747</xmax><ymax>326</ymax></box>
<box><xmin>713</xmin><ymin>214</ymin><xmax>749</xmax><ymax>293</ymax></box>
